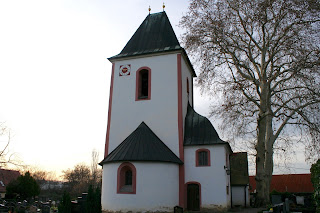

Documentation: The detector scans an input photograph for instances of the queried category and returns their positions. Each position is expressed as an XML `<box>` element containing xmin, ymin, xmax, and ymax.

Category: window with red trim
<box><xmin>136</xmin><ymin>67</ymin><xmax>151</xmax><ymax>101</ymax></box>
<box><xmin>117</xmin><ymin>162</ymin><xmax>136</xmax><ymax>194</ymax></box>
<box><xmin>196</xmin><ymin>149</ymin><xmax>211</xmax><ymax>167</ymax></box>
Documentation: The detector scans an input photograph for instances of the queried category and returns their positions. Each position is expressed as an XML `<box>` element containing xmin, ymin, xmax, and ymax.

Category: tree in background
<box><xmin>311</xmin><ymin>159</ymin><xmax>320</xmax><ymax>213</ymax></box>
<box><xmin>90</xmin><ymin>149</ymin><xmax>102</xmax><ymax>188</ymax></box>
<box><xmin>58</xmin><ymin>191</ymin><xmax>71</xmax><ymax>213</ymax></box>
<box><xmin>180</xmin><ymin>0</ymin><xmax>320</xmax><ymax>206</ymax></box>
<box><xmin>87</xmin><ymin>184</ymin><xmax>102</xmax><ymax>213</ymax></box>
<box><xmin>94</xmin><ymin>186</ymin><xmax>101</xmax><ymax>213</ymax></box>
<box><xmin>26</xmin><ymin>167</ymin><xmax>62</xmax><ymax>201</ymax></box>
<box><xmin>87</xmin><ymin>185</ymin><xmax>94</xmax><ymax>213</ymax></box>
<box><xmin>20</xmin><ymin>166</ymin><xmax>59</xmax><ymax>184</ymax></box>
<box><xmin>6</xmin><ymin>171</ymin><xmax>40</xmax><ymax>200</ymax></box>
<box><xmin>62</xmin><ymin>163</ymin><xmax>91</xmax><ymax>198</ymax></box>
<box><xmin>62</xmin><ymin>150</ymin><xmax>102</xmax><ymax>198</ymax></box>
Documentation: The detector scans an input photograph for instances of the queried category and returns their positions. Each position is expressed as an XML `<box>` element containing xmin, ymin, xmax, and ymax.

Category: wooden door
<box><xmin>187</xmin><ymin>184</ymin><xmax>200</xmax><ymax>211</ymax></box>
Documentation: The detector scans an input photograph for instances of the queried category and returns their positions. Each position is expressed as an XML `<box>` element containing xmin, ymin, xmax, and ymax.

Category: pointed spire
<box><xmin>163</xmin><ymin>2</ymin><xmax>165</xmax><ymax>11</ymax></box>
<box><xmin>148</xmin><ymin>6</ymin><xmax>151</xmax><ymax>14</ymax></box>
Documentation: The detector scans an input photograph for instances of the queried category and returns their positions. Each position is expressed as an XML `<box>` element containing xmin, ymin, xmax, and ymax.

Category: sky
<box><xmin>0</xmin><ymin>0</ymin><xmax>311</xmax><ymax>178</ymax></box>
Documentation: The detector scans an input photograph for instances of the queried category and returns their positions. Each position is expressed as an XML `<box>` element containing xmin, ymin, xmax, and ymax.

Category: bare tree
<box><xmin>0</xmin><ymin>122</ymin><xmax>21</xmax><ymax>168</ymax></box>
<box><xmin>21</xmin><ymin>166</ymin><xmax>59</xmax><ymax>183</ymax></box>
<box><xmin>180</xmin><ymin>0</ymin><xmax>320</xmax><ymax>206</ymax></box>
<box><xmin>90</xmin><ymin>149</ymin><xmax>102</xmax><ymax>188</ymax></box>
<box><xmin>62</xmin><ymin>163</ymin><xmax>91</xmax><ymax>198</ymax></box>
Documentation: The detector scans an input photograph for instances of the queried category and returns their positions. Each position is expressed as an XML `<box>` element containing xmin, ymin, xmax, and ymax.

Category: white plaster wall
<box><xmin>231</xmin><ymin>186</ymin><xmax>250</xmax><ymax>207</ymax></box>
<box><xmin>101</xmin><ymin>162</ymin><xmax>179</xmax><ymax>212</ymax></box>
<box><xmin>108</xmin><ymin>53</ymin><xmax>180</xmax><ymax>157</ymax></box>
<box><xmin>180</xmin><ymin>56</ymin><xmax>194</xmax><ymax>132</ymax></box>
<box><xmin>184</xmin><ymin>145</ymin><xmax>230</xmax><ymax>210</ymax></box>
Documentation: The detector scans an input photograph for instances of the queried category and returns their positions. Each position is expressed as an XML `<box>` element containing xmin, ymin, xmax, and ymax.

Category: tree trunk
<box><xmin>265</xmin><ymin>115</ymin><xmax>274</xmax><ymax>199</ymax></box>
<box><xmin>255</xmin><ymin>82</ymin><xmax>271</xmax><ymax>207</ymax></box>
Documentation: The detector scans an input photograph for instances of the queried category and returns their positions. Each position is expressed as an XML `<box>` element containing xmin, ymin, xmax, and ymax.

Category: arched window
<box><xmin>136</xmin><ymin>67</ymin><xmax>151</xmax><ymax>101</ymax></box>
<box><xmin>117</xmin><ymin>162</ymin><xmax>136</xmax><ymax>194</ymax></box>
<box><xmin>196</xmin><ymin>149</ymin><xmax>211</xmax><ymax>167</ymax></box>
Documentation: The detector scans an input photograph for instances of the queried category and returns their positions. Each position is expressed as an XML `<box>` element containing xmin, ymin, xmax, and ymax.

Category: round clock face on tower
<box><xmin>119</xmin><ymin>64</ymin><xmax>131</xmax><ymax>76</ymax></box>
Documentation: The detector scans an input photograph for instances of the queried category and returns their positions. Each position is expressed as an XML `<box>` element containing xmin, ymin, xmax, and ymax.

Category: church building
<box><xmin>100</xmin><ymin>11</ymin><xmax>232</xmax><ymax>212</ymax></box>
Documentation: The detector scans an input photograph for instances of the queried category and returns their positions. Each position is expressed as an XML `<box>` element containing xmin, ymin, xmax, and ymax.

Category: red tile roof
<box><xmin>249</xmin><ymin>174</ymin><xmax>314</xmax><ymax>193</ymax></box>
<box><xmin>0</xmin><ymin>169</ymin><xmax>20</xmax><ymax>193</ymax></box>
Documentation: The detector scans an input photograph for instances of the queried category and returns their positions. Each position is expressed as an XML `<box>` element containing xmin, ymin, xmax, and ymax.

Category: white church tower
<box><xmin>100</xmin><ymin>11</ymin><xmax>232</xmax><ymax>212</ymax></box>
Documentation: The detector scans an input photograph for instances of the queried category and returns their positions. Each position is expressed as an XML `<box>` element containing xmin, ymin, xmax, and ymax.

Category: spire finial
<box><xmin>163</xmin><ymin>2</ymin><xmax>165</xmax><ymax>11</ymax></box>
<box><xmin>148</xmin><ymin>6</ymin><xmax>151</xmax><ymax>14</ymax></box>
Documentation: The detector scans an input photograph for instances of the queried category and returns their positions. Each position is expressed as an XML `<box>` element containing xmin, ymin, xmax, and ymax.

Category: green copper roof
<box><xmin>109</xmin><ymin>12</ymin><xmax>181</xmax><ymax>60</ymax></box>
<box><xmin>184</xmin><ymin>104</ymin><xmax>229</xmax><ymax>146</ymax></box>
<box><xmin>100</xmin><ymin>122</ymin><xmax>183</xmax><ymax>165</ymax></box>
<box><xmin>108</xmin><ymin>11</ymin><xmax>197</xmax><ymax>77</ymax></box>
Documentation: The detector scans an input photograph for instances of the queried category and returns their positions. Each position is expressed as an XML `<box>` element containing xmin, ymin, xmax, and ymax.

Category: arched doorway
<box><xmin>187</xmin><ymin>183</ymin><xmax>200</xmax><ymax>211</ymax></box>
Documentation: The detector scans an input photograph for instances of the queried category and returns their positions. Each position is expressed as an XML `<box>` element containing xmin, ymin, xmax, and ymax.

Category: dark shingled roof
<box><xmin>230</xmin><ymin>152</ymin><xmax>249</xmax><ymax>186</ymax></box>
<box><xmin>184</xmin><ymin>104</ymin><xmax>228</xmax><ymax>146</ymax></box>
<box><xmin>109</xmin><ymin>12</ymin><xmax>181</xmax><ymax>60</ymax></box>
<box><xmin>108</xmin><ymin>11</ymin><xmax>197</xmax><ymax>77</ymax></box>
<box><xmin>100</xmin><ymin>122</ymin><xmax>183</xmax><ymax>165</ymax></box>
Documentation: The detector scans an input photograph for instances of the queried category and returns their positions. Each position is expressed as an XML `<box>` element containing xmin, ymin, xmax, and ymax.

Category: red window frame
<box><xmin>136</xmin><ymin>67</ymin><xmax>151</xmax><ymax>101</ymax></box>
<box><xmin>117</xmin><ymin>162</ymin><xmax>136</xmax><ymax>194</ymax></box>
<box><xmin>195</xmin><ymin>149</ymin><xmax>211</xmax><ymax>167</ymax></box>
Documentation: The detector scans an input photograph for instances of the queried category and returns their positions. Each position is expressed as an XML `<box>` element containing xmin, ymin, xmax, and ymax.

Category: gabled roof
<box><xmin>230</xmin><ymin>152</ymin><xmax>249</xmax><ymax>186</ymax></box>
<box><xmin>100</xmin><ymin>122</ymin><xmax>183</xmax><ymax>165</ymax></box>
<box><xmin>184</xmin><ymin>104</ymin><xmax>230</xmax><ymax>148</ymax></box>
<box><xmin>109</xmin><ymin>12</ymin><xmax>181</xmax><ymax>60</ymax></box>
<box><xmin>249</xmin><ymin>174</ymin><xmax>314</xmax><ymax>193</ymax></box>
<box><xmin>0</xmin><ymin>169</ymin><xmax>20</xmax><ymax>193</ymax></box>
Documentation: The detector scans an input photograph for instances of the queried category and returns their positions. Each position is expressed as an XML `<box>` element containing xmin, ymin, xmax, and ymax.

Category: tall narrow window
<box><xmin>140</xmin><ymin>70</ymin><xmax>148</xmax><ymax>98</ymax></box>
<box><xmin>125</xmin><ymin>170</ymin><xmax>132</xmax><ymax>185</ymax></box>
<box><xmin>136</xmin><ymin>67</ymin><xmax>151</xmax><ymax>101</ymax></box>
<box><xmin>187</xmin><ymin>78</ymin><xmax>190</xmax><ymax>94</ymax></box>
<box><xmin>196</xmin><ymin>149</ymin><xmax>211</xmax><ymax>167</ymax></box>
<box><xmin>199</xmin><ymin>151</ymin><xmax>208</xmax><ymax>166</ymax></box>
<box><xmin>117</xmin><ymin>162</ymin><xmax>136</xmax><ymax>194</ymax></box>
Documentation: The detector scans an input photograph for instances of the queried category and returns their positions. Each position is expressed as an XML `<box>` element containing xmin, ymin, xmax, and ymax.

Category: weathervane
<box><xmin>163</xmin><ymin>2</ymin><xmax>165</xmax><ymax>11</ymax></box>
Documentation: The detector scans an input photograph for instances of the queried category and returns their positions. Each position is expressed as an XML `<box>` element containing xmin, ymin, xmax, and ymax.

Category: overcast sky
<box><xmin>0</xmin><ymin>0</ymin><xmax>311</xmax><ymax>177</ymax></box>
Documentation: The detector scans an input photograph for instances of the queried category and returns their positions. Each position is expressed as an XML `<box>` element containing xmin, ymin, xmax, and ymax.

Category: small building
<box><xmin>100</xmin><ymin>11</ymin><xmax>233</xmax><ymax>212</ymax></box>
<box><xmin>230</xmin><ymin>152</ymin><xmax>250</xmax><ymax>207</ymax></box>
<box><xmin>0</xmin><ymin>169</ymin><xmax>20</xmax><ymax>198</ymax></box>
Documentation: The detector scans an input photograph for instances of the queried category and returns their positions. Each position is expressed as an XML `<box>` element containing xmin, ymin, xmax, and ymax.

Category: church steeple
<box><xmin>109</xmin><ymin>12</ymin><xmax>182</xmax><ymax>60</ymax></box>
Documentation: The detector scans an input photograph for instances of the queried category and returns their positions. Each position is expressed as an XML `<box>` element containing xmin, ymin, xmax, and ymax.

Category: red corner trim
<box><xmin>135</xmin><ymin>66</ymin><xmax>151</xmax><ymax>101</ymax></box>
<box><xmin>104</xmin><ymin>63</ymin><xmax>115</xmax><ymax>157</ymax></box>
<box><xmin>185</xmin><ymin>181</ymin><xmax>202</xmax><ymax>209</ymax></box>
<box><xmin>177</xmin><ymin>54</ymin><xmax>185</xmax><ymax>208</ymax></box>
<box><xmin>117</xmin><ymin>162</ymin><xmax>137</xmax><ymax>194</ymax></box>
<box><xmin>195</xmin><ymin>148</ymin><xmax>211</xmax><ymax>167</ymax></box>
